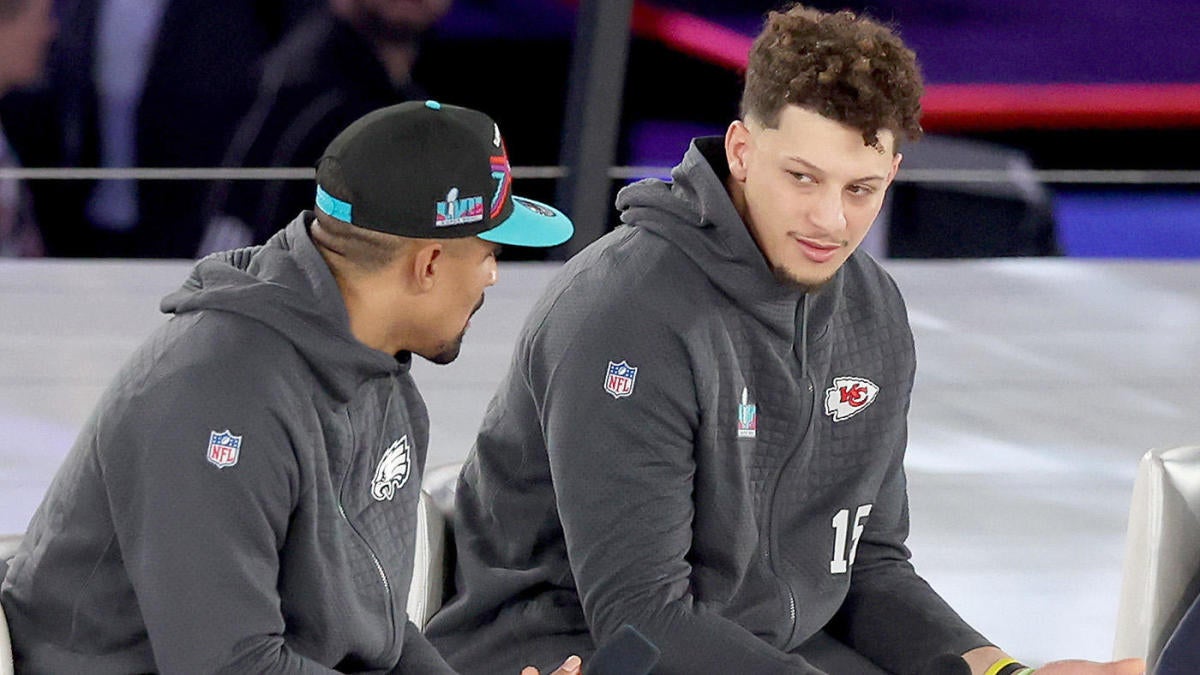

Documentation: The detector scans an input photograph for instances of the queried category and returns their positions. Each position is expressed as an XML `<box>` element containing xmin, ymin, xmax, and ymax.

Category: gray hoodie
<box><xmin>1</xmin><ymin>215</ymin><xmax>454</xmax><ymax>674</ymax></box>
<box><xmin>427</xmin><ymin>138</ymin><xmax>989</xmax><ymax>674</ymax></box>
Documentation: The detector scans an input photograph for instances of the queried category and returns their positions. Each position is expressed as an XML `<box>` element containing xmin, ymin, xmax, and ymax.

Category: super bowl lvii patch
<box><xmin>737</xmin><ymin>387</ymin><xmax>757</xmax><ymax>438</ymax></box>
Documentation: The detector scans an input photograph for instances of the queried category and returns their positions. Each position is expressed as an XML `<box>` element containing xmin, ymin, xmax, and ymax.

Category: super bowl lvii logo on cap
<box><xmin>435</xmin><ymin>187</ymin><xmax>484</xmax><ymax>228</ymax></box>
<box><xmin>314</xmin><ymin>100</ymin><xmax>574</xmax><ymax>247</ymax></box>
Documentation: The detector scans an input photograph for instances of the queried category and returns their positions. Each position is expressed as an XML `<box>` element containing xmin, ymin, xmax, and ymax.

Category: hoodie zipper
<box><xmin>339</xmin><ymin>398</ymin><xmax>398</xmax><ymax>659</ymax></box>
<box><xmin>336</xmin><ymin>497</ymin><xmax>398</xmax><ymax>661</ymax></box>
<box><xmin>763</xmin><ymin>293</ymin><xmax>812</xmax><ymax>644</ymax></box>
<box><xmin>337</xmin><ymin>499</ymin><xmax>393</xmax><ymax>598</ymax></box>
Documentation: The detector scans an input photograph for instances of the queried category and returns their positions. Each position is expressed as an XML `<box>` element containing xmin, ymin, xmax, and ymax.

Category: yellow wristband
<box><xmin>984</xmin><ymin>658</ymin><xmax>1020</xmax><ymax>675</ymax></box>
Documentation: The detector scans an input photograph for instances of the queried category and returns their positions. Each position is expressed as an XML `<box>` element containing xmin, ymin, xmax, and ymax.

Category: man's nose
<box><xmin>809</xmin><ymin>188</ymin><xmax>848</xmax><ymax>233</ymax></box>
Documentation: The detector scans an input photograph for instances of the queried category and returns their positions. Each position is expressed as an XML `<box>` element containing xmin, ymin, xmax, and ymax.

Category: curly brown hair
<box><xmin>740</xmin><ymin>4</ymin><xmax>924</xmax><ymax>151</ymax></box>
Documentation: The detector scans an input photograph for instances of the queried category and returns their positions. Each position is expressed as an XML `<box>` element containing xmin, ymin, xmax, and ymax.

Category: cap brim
<box><xmin>478</xmin><ymin>196</ymin><xmax>574</xmax><ymax>247</ymax></box>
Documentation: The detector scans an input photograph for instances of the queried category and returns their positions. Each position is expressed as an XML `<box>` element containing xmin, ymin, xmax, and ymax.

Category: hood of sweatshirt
<box><xmin>615</xmin><ymin>136</ymin><xmax>842</xmax><ymax>347</ymax></box>
<box><xmin>160</xmin><ymin>212</ymin><xmax>405</xmax><ymax>402</ymax></box>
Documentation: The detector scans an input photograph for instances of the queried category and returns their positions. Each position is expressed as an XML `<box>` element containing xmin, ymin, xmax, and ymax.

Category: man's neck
<box><xmin>724</xmin><ymin>172</ymin><xmax>750</xmax><ymax>226</ymax></box>
<box><xmin>317</xmin><ymin>247</ymin><xmax>408</xmax><ymax>355</ymax></box>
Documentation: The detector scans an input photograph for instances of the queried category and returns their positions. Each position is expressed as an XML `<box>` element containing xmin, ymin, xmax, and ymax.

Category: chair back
<box><xmin>0</xmin><ymin>532</ymin><xmax>21</xmax><ymax>675</ymax></box>
<box><xmin>1113</xmin><ymin>445</ymin><xmax>1200</xmax><ymax>671</ymax></box>
<box><xmin>407</xmin><ymin>489</ymin><xmax>446</xmax><ymax>631</ymax></box>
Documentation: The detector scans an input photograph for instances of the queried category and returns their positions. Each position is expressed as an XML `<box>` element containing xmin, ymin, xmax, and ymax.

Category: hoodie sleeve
<box><xmin>529</xmin><ymin>302</ymin><xmax>820</xmax><ymax>675</ymax></box>
<box><xmin>99</xmin><ymin>354</ymin><xmax>339</xmax><ymax>674</ymax></box>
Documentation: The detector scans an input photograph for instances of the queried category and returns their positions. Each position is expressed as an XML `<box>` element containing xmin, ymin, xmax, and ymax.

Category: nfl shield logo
<box><xmin>207</xmin><ymin>430</ymin><xmax>242</xmax><ymax>468</ymax></box>
<box><xmin>605</xmin><ymin>360</ymin><xmax>638</xmax><ymax>399</ymax></box>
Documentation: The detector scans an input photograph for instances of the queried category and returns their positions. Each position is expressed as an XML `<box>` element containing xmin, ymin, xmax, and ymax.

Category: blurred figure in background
<box><xmin>0</xmin><ymin>0</ymin><xmax>55</xmax><ymax>257</ymax></box>
<box><xmin>0</xmin><ymin>0</ymin><xmax>313</xmax><ymax>258</ymax></box>
<box><xmin>199</xmin><ymin>0</ymin><xmax>451</xmax><ymax>255</ymax></box>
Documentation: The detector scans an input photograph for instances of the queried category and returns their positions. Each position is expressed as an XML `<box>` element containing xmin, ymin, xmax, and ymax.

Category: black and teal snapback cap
<box><xmin>315</xmin><ymin>100</ymin><xmax>573</xmax><ymax>248</ymax></box>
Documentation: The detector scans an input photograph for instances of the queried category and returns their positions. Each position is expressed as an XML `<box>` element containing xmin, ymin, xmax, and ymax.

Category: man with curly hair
<box><xmin>426</xmin><ymin>6</ymin><xmax>1145</xmax><ymax>675</ymax></box>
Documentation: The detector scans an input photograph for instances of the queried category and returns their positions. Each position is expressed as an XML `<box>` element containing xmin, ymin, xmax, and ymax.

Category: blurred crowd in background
<box><xmin>0</xmin><ymin>0</ymin><xmax>1197</xmax><ymax>260</ymax></box>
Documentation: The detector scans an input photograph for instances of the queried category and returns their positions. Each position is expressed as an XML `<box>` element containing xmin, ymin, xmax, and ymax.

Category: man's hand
<box><xmin>963</xmin><ymin>647</ymin><xmax>1144</xmax><ymax>675</ymax></box>
<box><xmin>1034</xmin><ymin>658</ymin><xmax>1145</xmax><ymax>674</ymax></box>
<box><xmin>520</xmin><ymin>654</ymin><xmax>582</xmax><ymax>675</ymax></box>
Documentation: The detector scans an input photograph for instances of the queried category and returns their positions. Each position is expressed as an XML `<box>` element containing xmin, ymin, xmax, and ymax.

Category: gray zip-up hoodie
<box><xmin>427</xmin><ymin>138</ymin><xmax>989</xmax><ymax>674</ymax></box>
<box><xmin>1</xmin><ymin>215</ymin><xmax>454</xmax><ymax>674</ymax></box>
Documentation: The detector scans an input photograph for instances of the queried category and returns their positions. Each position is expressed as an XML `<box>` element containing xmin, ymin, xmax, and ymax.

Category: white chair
<box><xmin>1</xmin><ymin>532</ymin><xmax>22</xmax><ymax>675</ymax></box>
<box><xmin>405</xmin><ymin>463</ymin><xmax>464</xmax><ymax>630</ymax></box>
<box><xmin>406</xmin><ymin>489</ymin><xmax>446</xmax><ymax>631</ymax></box>
<box><xmin>422</xmin><ymin>463</ymin><xmax>463</xmax><ymax>522</ymax></box>
<box><xmin>0</xmin><ymin>589</ymin><xmax>10</xmax><ymax>675</ymax></box>
<box><xmin>1113</xmin><ymin>445</ymin><xmax>1200</xmax><ymax>671</ymax></box>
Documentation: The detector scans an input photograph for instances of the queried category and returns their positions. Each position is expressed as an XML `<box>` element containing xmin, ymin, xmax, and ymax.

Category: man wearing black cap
<box><xmin>0</xmin><ymin>101</ymin><xmax>576</xmax><ymax>674</ymax></box>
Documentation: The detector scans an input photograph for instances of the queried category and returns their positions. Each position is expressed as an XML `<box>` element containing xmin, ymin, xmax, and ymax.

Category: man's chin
<box><xmin>421</xmin><ymin>334</ymin><xmax>466</xmax><ymax>365</ymax></box>
<box><xmin>772</xmin><ymin>264</ymin><xmax>835</xmax><ymax>293</ymax></box>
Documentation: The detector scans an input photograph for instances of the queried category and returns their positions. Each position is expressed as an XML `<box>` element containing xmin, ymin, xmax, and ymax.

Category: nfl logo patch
<box><xmin>605</xmin><ymin>360</ymin><xmax>638</xmax><ymax>399</ymax></box>
<box><xmin>207</xmin><ymin>430</ymin><xmax>242</xmax><ymax>468</ymax></box>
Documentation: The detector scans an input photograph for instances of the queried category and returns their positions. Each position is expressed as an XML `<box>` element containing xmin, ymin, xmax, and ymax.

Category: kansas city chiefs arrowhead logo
<box><xmin>824</xmin><ymin>377</ymin><xmax>880</xmax><ymax>422</ymax></box>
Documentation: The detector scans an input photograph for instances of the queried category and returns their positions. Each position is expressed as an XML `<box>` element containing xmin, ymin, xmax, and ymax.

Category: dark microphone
<box><xmin>924</xmin><ymin>654</ymin><xmax>972</xmax><ymax>675</ymax></box>
<box><xmin>586</xmin><ymin>624</ymin><xmax>661</xmax><ymax>675</ymax></box>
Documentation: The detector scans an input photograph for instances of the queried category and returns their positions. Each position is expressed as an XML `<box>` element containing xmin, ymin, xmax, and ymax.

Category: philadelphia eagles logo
<box><xmin>371</xmin><ymin>436</ymin><xmax>411</xmax><ymax>501</ymax></box>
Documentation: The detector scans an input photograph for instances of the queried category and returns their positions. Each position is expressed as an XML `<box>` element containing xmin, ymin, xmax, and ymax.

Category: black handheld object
<box><xmin>924</xmin><ymin>653</ymin><xmax>973</xmax><ymax>675</ymax></box>
<box><xmin>587</xmin><ymin>624</ymin><xmax>661</xmax><ymax>675</ymax></box>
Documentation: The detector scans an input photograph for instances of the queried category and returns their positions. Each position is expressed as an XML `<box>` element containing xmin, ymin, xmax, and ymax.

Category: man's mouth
<box><xmin>795</xmin><ymin>236</ymin><xmax>842</xmax><ymax>263</ymax></box>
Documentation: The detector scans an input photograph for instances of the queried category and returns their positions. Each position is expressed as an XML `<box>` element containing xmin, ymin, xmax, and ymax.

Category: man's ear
<box><xmin>886</xmin><ymin>152</ymin><xmax>903</xmax><ymax>186</ymax></box>
<box><xmin>725</xmin><ymin>120</ymin><xmax>752</xmax><ymax>182</ymax></box>
<box><xmin>408</xmin><ymin>241</ymin><xmax>444</xmax><ymax>293</ymax></box>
